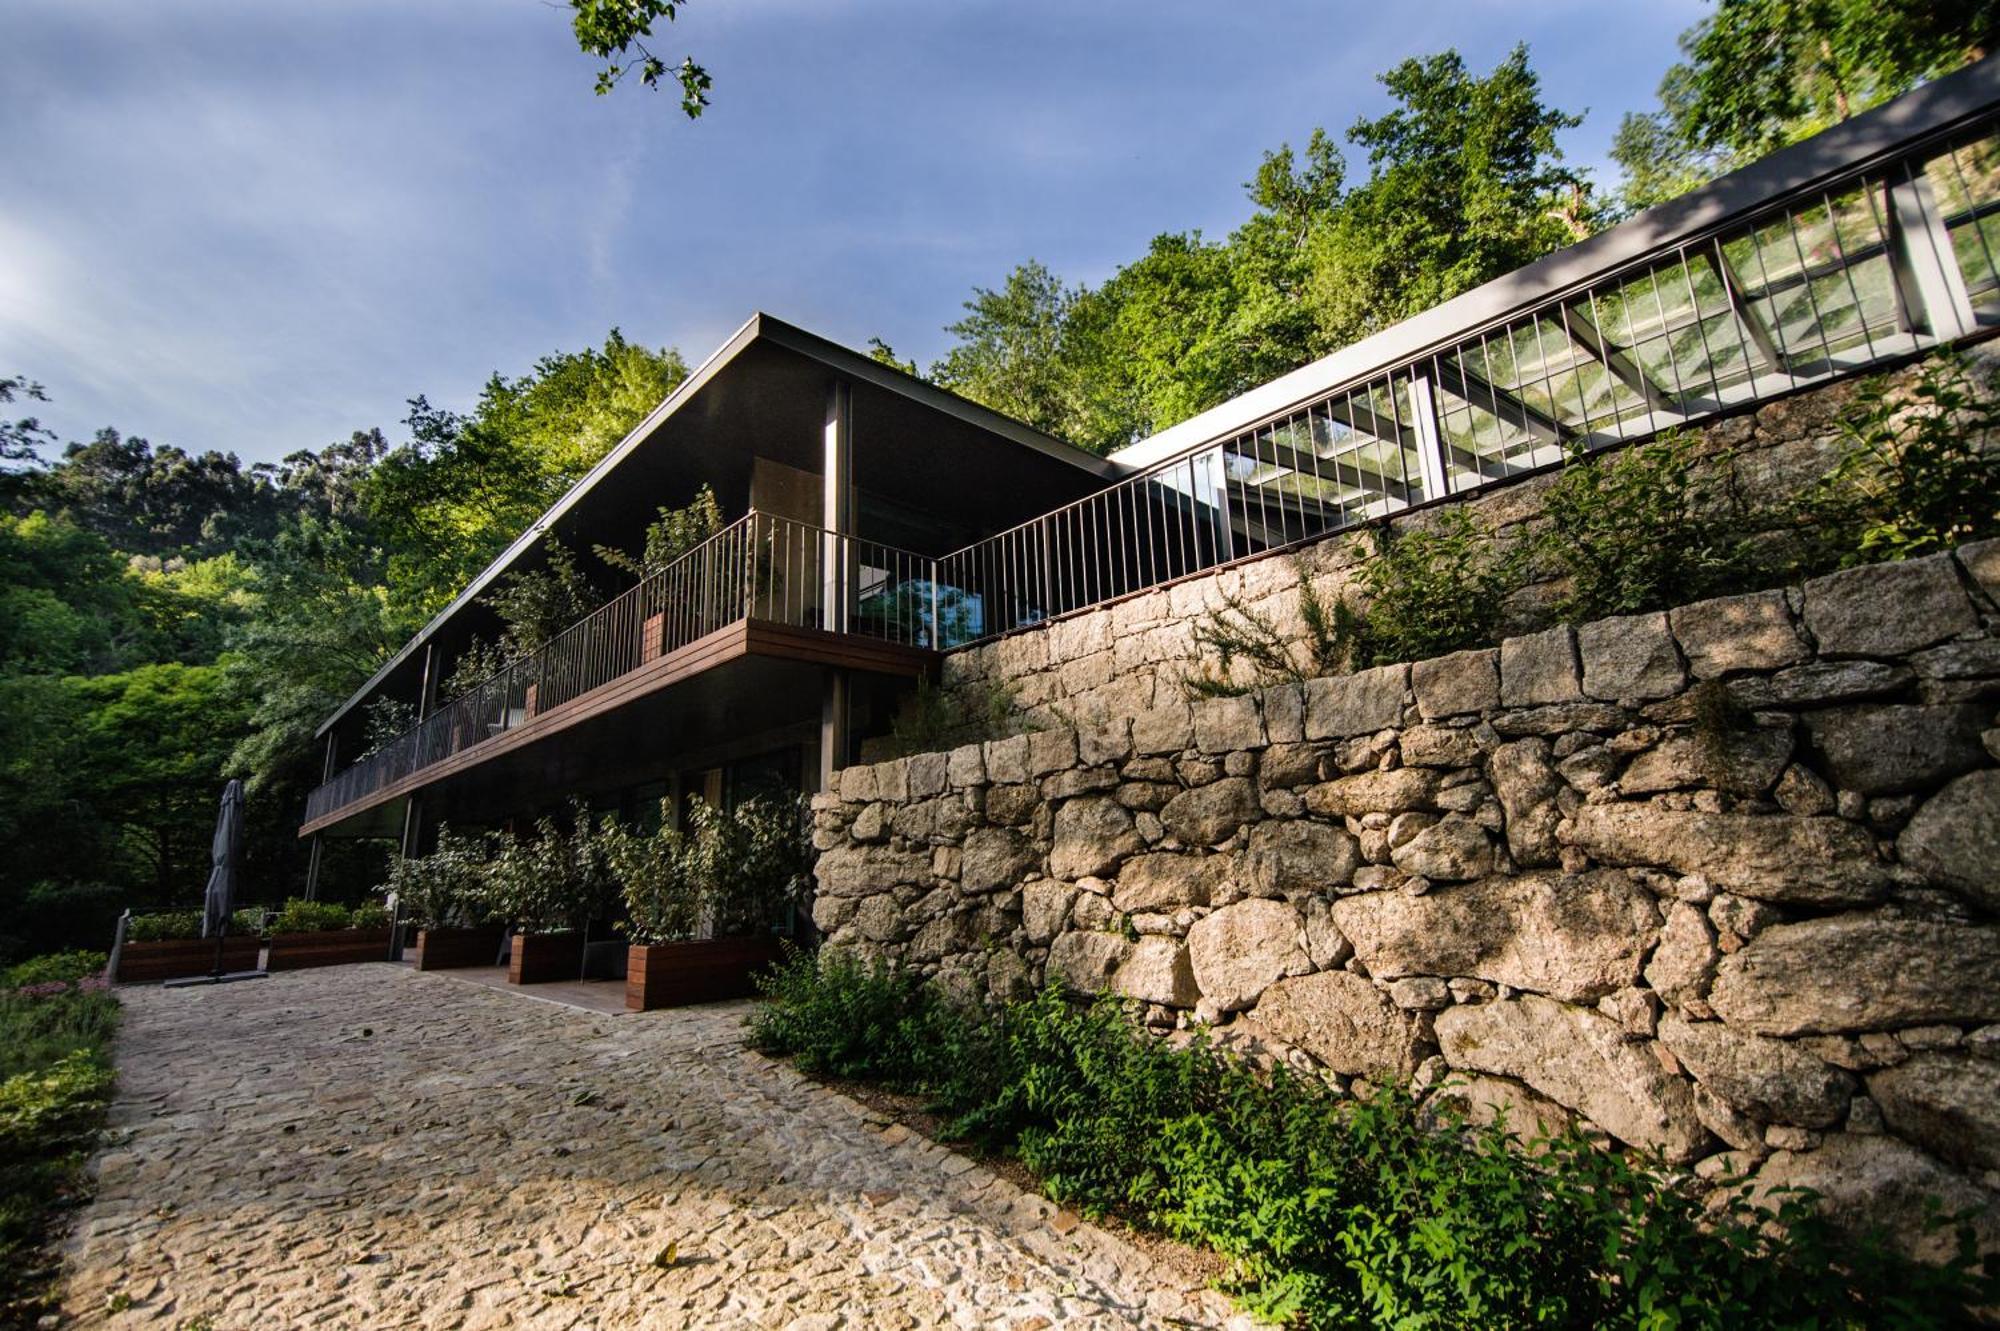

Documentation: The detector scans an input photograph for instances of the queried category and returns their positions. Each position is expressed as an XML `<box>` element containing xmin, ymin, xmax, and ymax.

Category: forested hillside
<box><xmin>0</xmin><ymin>336</ymin><xmax>687</xmax><ymax>958</ymax></box>
<box><xmin>0</xmin><ymin>1</ymin><xmax>1986</xmax><ymax>959</ymax></box>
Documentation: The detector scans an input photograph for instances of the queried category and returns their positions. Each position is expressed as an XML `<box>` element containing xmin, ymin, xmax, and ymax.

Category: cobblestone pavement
<box><xmin>60</xmin><ymin>965</ymin><xmax>1245</xmax><ymax>1330</ymax></box>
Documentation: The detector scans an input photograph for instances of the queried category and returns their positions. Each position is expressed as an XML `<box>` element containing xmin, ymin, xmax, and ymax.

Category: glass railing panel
<box><xmin>1924</xmin><ymin>130</ymin><xmax>2000</xmax><ymax>312</ymax></box>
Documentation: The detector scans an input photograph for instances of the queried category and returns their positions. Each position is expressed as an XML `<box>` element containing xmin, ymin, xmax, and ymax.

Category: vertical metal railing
<box><xmin>927</xmin><ymin>116</ymin><xmax>2000</xmax><ymax>649</ymax></box>
<box><xmin>304</xmin><ymin>512</ymin><xmax>941</xmax><ymax>823</ymax></box>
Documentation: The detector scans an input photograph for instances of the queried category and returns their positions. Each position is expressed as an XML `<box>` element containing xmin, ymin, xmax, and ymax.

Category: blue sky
<box><xmin>2</xmin><ymin>0</ymin><xmax>1704</xmax><ymax>465</ymax></box>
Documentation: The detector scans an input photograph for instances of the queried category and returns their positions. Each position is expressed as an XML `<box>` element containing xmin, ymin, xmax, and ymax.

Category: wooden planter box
<box><xmin>626</xmin><ymin>935</ymin><xmax>784</xmax><ymax>1011</ymax></box>
<box><xmin>266</xmin><ymin>927</ymin><xmax>395</xmax><ymax>972</ymax></box>
<box><xmin>523</xmin><ymin>683</ymin><xmax>540</xmax><ymax>718</ymax></box>
<box><xmin>413</xmin><ymin>925</ymin><xmax>507</xmax><ymax>971</ymax></box>
<box><xmin>116</xmin><ymin>936</ymin><xmax>262</xmax><ymax>984</ymax></box>
<box><xmin>640</xmin><ymin>611</ymin><xmax>667</xmax><ymax>663</ymax></box>
<box><xmin>509</xmin><ymin>931</ymin><xmax>585</xmax><ymax>984</ymax></box>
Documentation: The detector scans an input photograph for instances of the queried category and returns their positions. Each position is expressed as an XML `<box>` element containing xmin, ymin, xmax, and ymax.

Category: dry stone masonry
<box><xmin>814</xmin><ymin>540</ymin><xmax>2000</xmax><ymax>1266</ymax></box>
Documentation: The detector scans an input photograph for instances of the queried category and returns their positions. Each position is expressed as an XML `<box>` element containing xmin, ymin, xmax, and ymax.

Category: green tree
<box><xmin>929</xmin><ymin>261</ymin><xmax>1082</xmax><ymax>441</ymax></box>
<box><xmin>1614</xmin><ymin>0</ymin><xmax>1996</xmax><ymax>212</ymax></box>
<box><xmin>1305</xmin><ymin>47</ymin><xmax>1592</xmax><ymax>346</ymax></box>
<box><xmin>363</xmin><ymin>330</ymin><xmax>687</xmax><ymax>619</ymax></box>
<box><xmin>569</xmin><ymin>0</ymin><xmax>711</xmax><ymax>115</ymax></box>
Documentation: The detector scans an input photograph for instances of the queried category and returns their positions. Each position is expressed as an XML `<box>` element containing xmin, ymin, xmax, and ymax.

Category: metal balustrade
<box><xmin>932</xmin><ymin>116</ymin><xmax>2000</xmax><ymax>645</ymax></box>
<box><xmin>303</xmin><ymin>512</ymin><xmax>937</xmax><ymax>824</ymax></box>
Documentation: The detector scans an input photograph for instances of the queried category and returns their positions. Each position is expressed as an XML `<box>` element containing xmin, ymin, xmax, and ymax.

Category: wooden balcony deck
<box><xmin>300</xmin><ymin>618</ymin><xmax>932</xmax><ymax>836</ymax></box>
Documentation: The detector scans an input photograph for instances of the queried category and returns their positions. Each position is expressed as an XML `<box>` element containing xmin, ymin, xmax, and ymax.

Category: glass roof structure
<box><xmin>935</xmin><ymin>89</ymin><xmax>2000</xmax><ymax>645</ymax></box>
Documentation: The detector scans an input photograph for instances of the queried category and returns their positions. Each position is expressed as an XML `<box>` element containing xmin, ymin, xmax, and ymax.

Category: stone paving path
<box><xmin>60</xmin><ymin>965</ymin><xmax>1245</xmax><ymax>1330</ymax></box>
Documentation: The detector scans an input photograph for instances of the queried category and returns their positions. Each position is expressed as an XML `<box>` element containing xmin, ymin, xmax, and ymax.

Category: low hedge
<box><xmin>750</xmin><ymin>948</ymin><xmax>1996</xmax><ymax>1330</ymax></box>
<box><xmin>0</xmin><ymin>962</ymin><xmax>118</xmax><ymax>1322</ymax></box>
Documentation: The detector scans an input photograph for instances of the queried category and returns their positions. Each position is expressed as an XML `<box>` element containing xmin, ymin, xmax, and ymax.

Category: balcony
<box><xmin>302</xmin><ymin>512</ymin><xmax>943</xmax><ymax>833</ymax></box>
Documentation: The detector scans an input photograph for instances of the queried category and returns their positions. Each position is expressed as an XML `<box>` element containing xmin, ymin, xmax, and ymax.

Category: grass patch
<box><xmin>0</xmin><ymin>953</ymin><xmax>118</xmax><ymax>1327</ymax></box>
<box><xmin>752</xmin><ymin>947</ymin><xmax>1996</xmax><ymax>1329</ymax></box>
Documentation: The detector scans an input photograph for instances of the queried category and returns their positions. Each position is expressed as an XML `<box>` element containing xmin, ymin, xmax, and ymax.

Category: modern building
<box><xmin>300</xmin><ymin>55</ymin><xmax>2000</xmax><ymax>881</ymax></box>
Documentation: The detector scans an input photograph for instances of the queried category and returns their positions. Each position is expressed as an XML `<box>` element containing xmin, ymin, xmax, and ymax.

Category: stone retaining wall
<box><xmin>814</xmin><ymin>541</ymin><xmax>2000</xmax><ymax>1263</ymax></box>
<box><xmin>940</xmin><ymin>350</ymin><xmax>1988</xmax><ymax>733</ymax></box>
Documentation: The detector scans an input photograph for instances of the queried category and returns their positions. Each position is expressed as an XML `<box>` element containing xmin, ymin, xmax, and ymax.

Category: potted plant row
<box><xmin>262</xmin><ymin>898</ymin><xmax>395</xmax><ymax>971</ymax></box>
<box><xmin>617</xmin><ymin>797</ymin><xmax>808</xmax><ymax>1012</ymax></box>
<box><xmin>114</xmin><ymin>908</ymin><xmax>263</xmax><ymax>983</ymax></box>
<box><xmin>489</xmin><ymin>812</ymin><xmax>622</xmax><ymax>985</ymax></box>
<box><xmin>389</xmin><ymin>829</ymin><xmax>509</xmax><ymax>971</ymax></box>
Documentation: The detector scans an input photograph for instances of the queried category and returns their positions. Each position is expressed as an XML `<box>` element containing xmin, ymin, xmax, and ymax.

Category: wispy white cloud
<box><xmin>0</xmin><ymin>0</ymin><xmax>1699</xmax><ymax>459</ymax></box>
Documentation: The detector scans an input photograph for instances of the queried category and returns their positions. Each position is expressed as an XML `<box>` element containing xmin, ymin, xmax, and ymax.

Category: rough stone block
<box><xmin>1028</xmin><ymin>727</ymin><xmax>1079</xmax><ymax>777</ymax></box>
<box><xmin>1331</xmin><ymin>870</ymin><xmax>1659</xmax><ymax>1003</ymax></box>
<box><xmin>1187</xmin><ymin>898</ymin><xmax>1309</xmax><ymax>1011</ymax></box>
<box><xmin>1413</xmin><ymin>649</ymin><xmax>1500</xmax><ymax>718</ymax></box>
<box><xmin>1867</xmin><ymin>1053</ymin><xmax>2000</xmax><ymax>1172</ymax></box>
<box><xmin>1670</xmin><ymin>591</ymin><xmax>1808</xmax><ymax>678</ymax></box>
<box><xmin>1658</xmin><ymin>1016</ymin><xmax>1852</xmax><ymax>1128</ymax></box>
<box><xmin>1193</xmin><ymin>693</ymin><xmax>1264</xmax><ymax>753</ymax></box>
<box><xmin>1500</xmin><ymin>627</ymin><xmax>1582</xmax><ymax>707</ymax></box>
<box><xmin>906</xmin><ymin>752</ymin><xmax>948</xmax><ymax>800</ymax></box>
<box><xmin>1131</xmin><ymin>704</ymin><xmax>1193</xmax><ymax>755</ymax></box>
<box><xmin>1159</xmin><ymin>777</ymin><xmax>1260</xmax><ymax>846</ymax></box>
<box><xmin>1803</xmin><ymin>703</ymin><xmax>1986</xmax><ymax>796</ymax></box>
<box><xmin>1245</xmin><ymin>820</ymin><xmax>1361</xmax><ymax>895</ymax></box>
<box><xmin>1259</xmin><ymin>683</ymin><xmax>1306</xmax><ymax>744</ymax></box>
<box><xmin>946</xmin><ymin>742</ymin><xmax>986</xmax><ymax>788</ymax></box>
<box><xmin>1955</xmin><ymin>535</ymin><xmax>2000</xmax><ymax>606</ymax></box>
<box><xmin>983</xmin><ymin>734</ymin><xmax>1030</xmax><ymax>785</ymax></box>
<box><xmin>1577</xmin><ymin>612</ymin><xmax>1685</xmax><ymax>701</ymax></box>
<box><xmin>1256</xmin><ymin>970</ymin><xmax>1425</xmax><ymax>1077</ymax></box>
<box><xmin>1563</xmin><ymin>804</ymin><xmax>1888</xmax><ymax>907</ymax></box>
<box><xmin>1898</xmin><ymin>770</ymin><xmax>2000</xmax><ymax>913</ymax></box>
<box><xmin>1802</xmin><ymin>554</ymin><xmax>1977</xmax><ymax>658</ymax></box>
<box><xmin>837</xmin><ymin>764</ymin><xmax>878</xmax><ymax>803</ymax></box>
<box><xmin>1304</xmin><ymin>664</ymin><xmax>1408</xmax><ymax>738</ymax></box>
<box><xmin>1048</xmin><ymin>797</ymin><xmax>1144</xmax><ymax>880</ymax></box>
<box><xmin>1435</xmin><ymin>995</ymin><xmax>1706</xmax><ymax>1161</ymax></box>
<box><xmin>1708</xmin><ymin>917</ymin><xmax>2000</xmax><ymax>1036</ymax></box>
<box><xmin>1112</xmin><ymin>937</ymin><xmax>1198</xmax><ymax>1007</ymax></box>
<box><xmin>1047</xmin><ymin>612</ymin><xmax>1111</xmax><ymax>664</ymax></box>
<box><xmin>1078</xmin><ymin>719</ymin><xmax>1132</xmax><ymax>767</ymax></box>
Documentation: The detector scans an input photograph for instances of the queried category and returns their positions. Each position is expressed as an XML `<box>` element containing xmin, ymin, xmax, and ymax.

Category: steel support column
<box><xmin>819</xmin><ymin>379</ymin><xmax>854</xmax><ymax>791</ymax></box>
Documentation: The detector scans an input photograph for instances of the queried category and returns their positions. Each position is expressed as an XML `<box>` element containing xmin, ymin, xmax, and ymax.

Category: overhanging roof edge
<box><xmin>314</xmin><ymin>313</ymin><xmax>1109</xmax><ymax>740</ymax></box>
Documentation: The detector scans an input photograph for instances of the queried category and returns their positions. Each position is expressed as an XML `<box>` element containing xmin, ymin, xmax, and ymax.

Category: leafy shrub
<box><xmin>488</xmin><ymin>804</ymin><xmax>620</xmax><ymax>933</ymax></box>
<box><xmin>1338</xmin><ymin>508</ymin><xmax>1528</xmax><ymax>668</ymax></box>
<box><xmin>752</xmin><ymin>950</ymin><xmax>1997</xmax><ymax>1329</ymax></box>
<box><xmin>1798</xmin><ymin>352</ymin><xmax>2000</xmax><ymax>568</ymax></box>
<box><xmin>0</xmin><ymin>978</ymin><xmax>117</xmax><ymax>1321</ymax></box>
<box><xmin>124</xmin><ymin>911</ymin><xmax>203</xmax><ymax>943</ymax></box>
<box><xmin>3</xmin><ymin>951</ymin><xmax>107</xmax><ymax>989</ymax></box>
<box><xmin>684</xmin><ymin>797</ymin><xmax>811</xmax><ymax>939</ymax></box>
<box><xmin>230</xmin><ymin>906</ymin><xmax>268</xmax><ymax>936</ymax></box>
<box><xmin>349</xmin><ymin>901</ymin><xmax>389</xmax><ymax>929</ymax></box>
<box><xmin>882</xmin><ymin>677</ymin><xmax>1020</xmax><ymax>757</ymax></box>
<box><xmin>1537</xmin><ymin>431</ymin><xmax>1752</xmax><ymax>621</ymax></box>
<box><xmin>385</xmin><ymin>826</ymin><xmax>500</xmax><ymax>929</ymax></box>
<box><xmin>1183</xmin><ymin>557</ymin><xmax>1350</xmax><ymax>699</ymax></box>
<box><xmin>270</xmin><ymin>898</ymin><xmax>352</xmax><ymax>933</ymax></box>
<box><xmin>608</xmin><ymin>812</ymin><xmax>696</xmax><ymax>944</ymax></box>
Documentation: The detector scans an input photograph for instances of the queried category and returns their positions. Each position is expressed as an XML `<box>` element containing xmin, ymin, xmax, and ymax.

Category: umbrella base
<box><xmin>163</xmin><ymin>969</ymin><xmax>270</xmax><ymax>988</ymax></box>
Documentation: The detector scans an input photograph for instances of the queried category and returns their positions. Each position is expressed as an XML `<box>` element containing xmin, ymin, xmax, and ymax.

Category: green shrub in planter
<box><xmin>684</xmin><ymin>796</ymin><xmax>811</xmax><ymax>939</ymax></box>
<box><xmin>124</xmin><ymin>912</ymin><xmax>203</xmax><ymax>943</ymax></box>
<box><xmin>270</xmin><ymin>899</ymin><xmax>351</xmax><ymax>933</ymax></box>
<box><xmin>488</xmin><ymin>804</ymin><xmax>619</xmax><ymax>934</ymax></box>
<box><xmin>385</xmin><ymin>826</ymin><xmax>502</xmax><ymax>929</ymax></box>
<box><xmin>609</xmin><ymin>811</ymin><xmax>697</xmax><ymax>944</ymax></box>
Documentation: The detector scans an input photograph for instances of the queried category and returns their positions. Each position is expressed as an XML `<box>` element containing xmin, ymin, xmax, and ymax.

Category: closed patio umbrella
<box><xmin>167</xmin><ymin>779</ymin><xmax>267</xmax><ymax>987</ymax></box>
<box><xmin>201</xmin><ymin>779</ymin><xmax>243</xmax><ymax>940</ymax></box>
